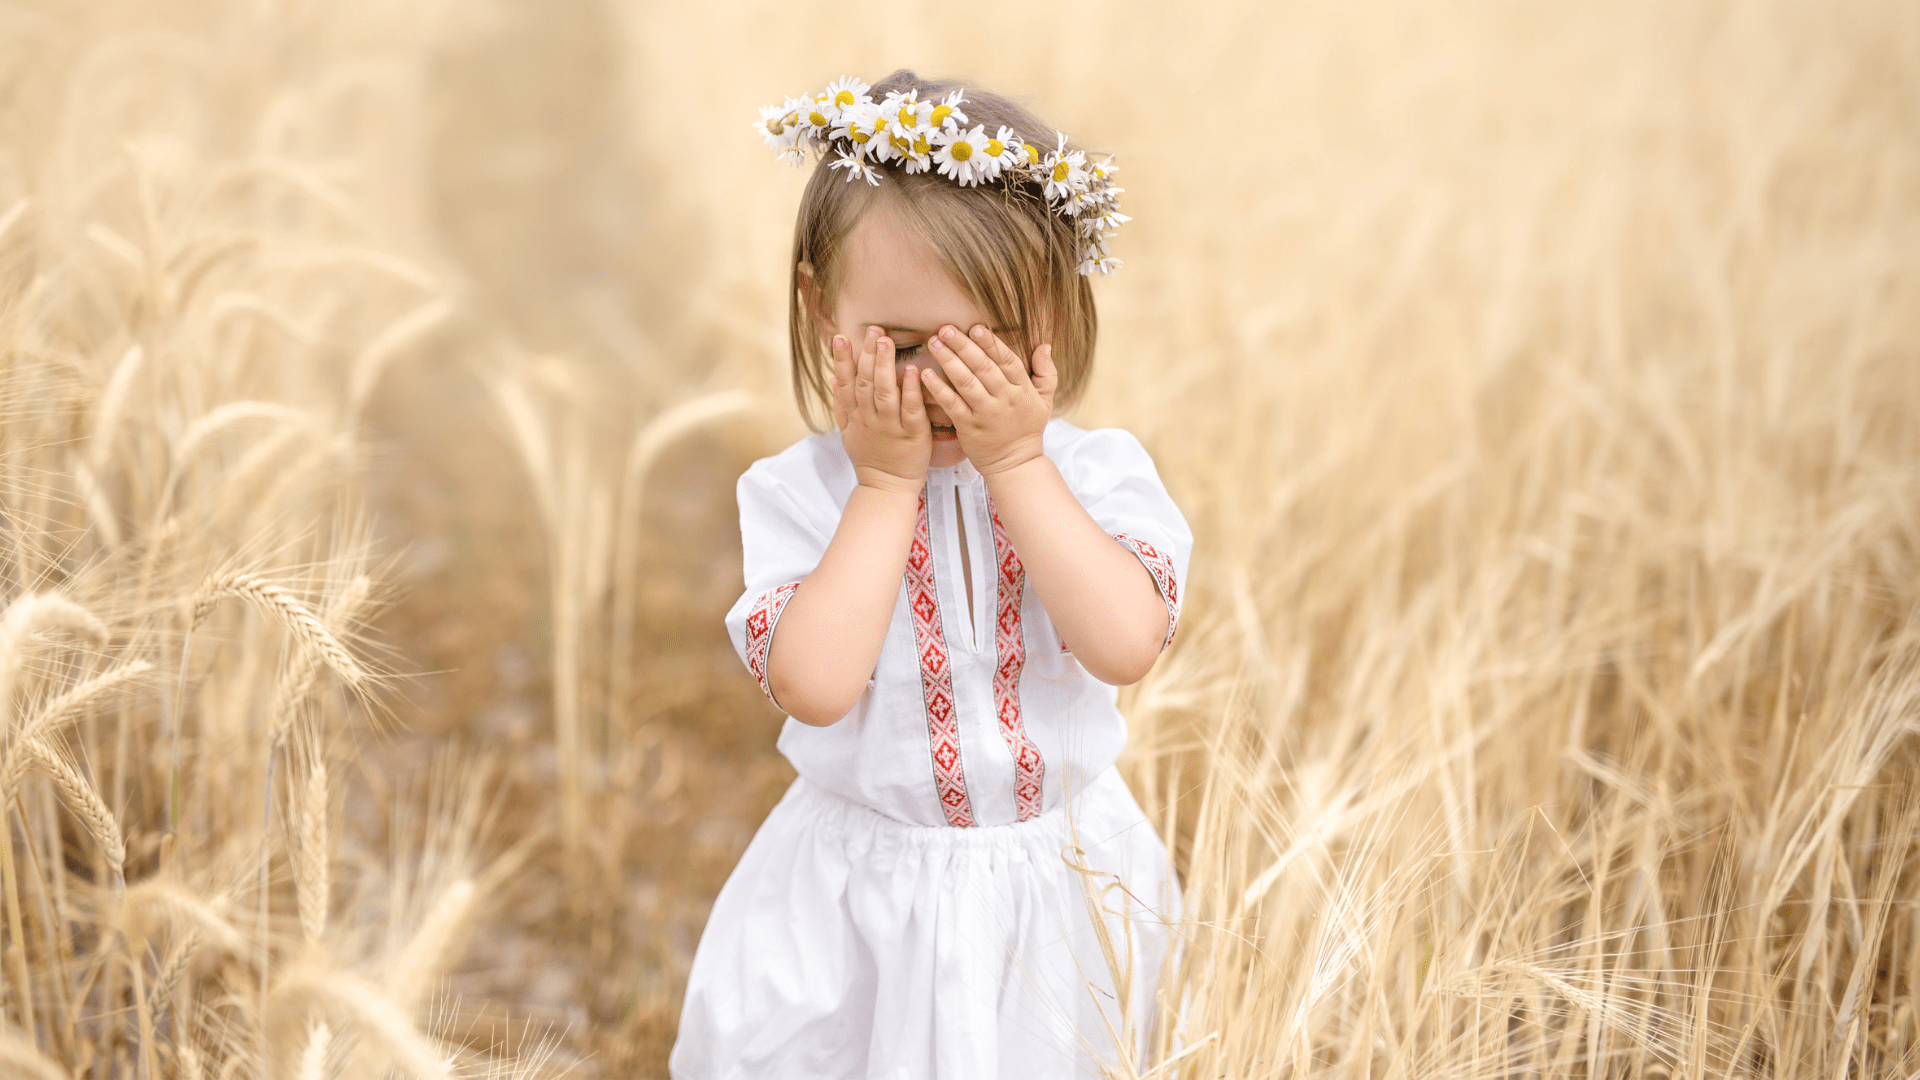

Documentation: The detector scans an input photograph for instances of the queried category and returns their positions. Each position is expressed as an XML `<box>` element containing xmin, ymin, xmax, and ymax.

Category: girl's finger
<box><xmin>1031</xmin><ymin>342</ymin><xmax>1059</xmax><ymax>403</ymax></box>
<box><xmin>873</xmin><ymin>332</ymin><xmax>899</xmax><ymax>415</ymax></box>
<box><xmin>928</xmin><ymin>331</ymin><xmax>988</xmax><ymax>404</ymax></box>
<box><xmin>830</xmin><ymin>334</ymin><xmax>853</xmax><ymax>428</ymax></box>
<box><xmin>854</xmin><ymin>327</ymin><xmax>879</xmax><ymax>416</ymax></box>
<box><xmin>936</xmin><ymin>325</ymin><xmax>1007</xmax><ymax>395</ymax></box>
<box><xmin>918</xmin><ymin>364</ymin><xmax>972</xmax><ymax>419</ymax></box>
<box><xmin>900</xmin><ymin>365</ymin><xmax>928</xmax><ymax>431</ymax></box>
<box><xmin>971</xmin><ymin>324</ymin><xmax>1030</xmax><ymax>387</ymax></box>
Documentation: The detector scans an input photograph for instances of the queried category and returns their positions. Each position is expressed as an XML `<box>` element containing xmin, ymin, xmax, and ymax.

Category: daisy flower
<box><xmin>832</xmin><ymin>100</ymin><xmax>883</xmax><ymax>148</ymax></box>
<box><xmin>830</xmin><ymin>148</ymin><xmax>882</xmax><ymax>186</ymax></box>
<box><xmin>823</xmin><ymin>76</ymin><xmax>871</xmax><ymax>110</ymax></box>
<box><xmin>1040</xmin><ymin>133</ymin><xmax>1089</xmax><ymax>203</ymax></box>
<box><xmin>1078</xmin><ymin>250</ymin><xmax>1122</xmax><ymax>276</ymax></box>
<box><xmin>928</xmin><ymin>89</ymin><xmax>968</xmax><ymax>132</ymax></box>
<box><xmin>882</xmin><ymin>89</ymin><xmax>933</xmax><ymax>136</ymax></box>
<box><xmin>798</xmin><ymin>92</ymin><xmax>840</xmax><ymax>137</ymax></box>
<box><xmin>754</xmin><ymin>99</ymin><xmax>806</xmax><ymax>157</ymax></box>
<box><xmin>1077</xmin><ymin>205</ymin><xmax>1131</xmax><ymax>235</ymax></box>
<box><xmin>900</xmin><ymin>131</ymin><xmax>935</xmax><ymax>174</ymax></box>
<box><xmin>980</xmin><ymin>126</ymin><xmax>1024</xmax><ymax>177</ymax></box>
<box><xmin>1065</xmin><ymin>179</ymin><xmax>1117</xmax><ymax>215</ymax></box>
<box><xmin>933</xmin><ymin>125</ymin><xmax>992</xmax><ymax>186</ymax></box>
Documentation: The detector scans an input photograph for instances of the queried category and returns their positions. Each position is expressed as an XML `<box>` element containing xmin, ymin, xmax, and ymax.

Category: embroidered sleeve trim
<box><xmin>907</xmin><ymin>486</ymin><xmax>975</xmax><ymax>827</ymax></box>
<box><xmin>1112</xmin><ymin>533</ymin><xmax>1181</xmax><ymax>649</ymax></box>
<box><xmin>743</xmin><ymin>582</ymin><xmax>801</xmax><ymax>707</ymax></box>
<box><xmin>988</xmin><ymin>497</ymin><xmax>1044</xmax><ymax>821</ymax></box>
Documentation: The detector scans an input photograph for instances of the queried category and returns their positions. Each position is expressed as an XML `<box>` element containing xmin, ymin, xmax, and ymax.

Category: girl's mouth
<box><xmin>931</xmin><ymin>423</ymin><xmax>957</xmax><ymax>442</ymax></box>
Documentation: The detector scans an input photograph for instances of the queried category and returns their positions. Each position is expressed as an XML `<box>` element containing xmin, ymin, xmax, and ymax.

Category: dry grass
<box><xmin>0</xmin><ymin>0</ymin><xmax>1915</xmax><ymax>1076</ymax></box>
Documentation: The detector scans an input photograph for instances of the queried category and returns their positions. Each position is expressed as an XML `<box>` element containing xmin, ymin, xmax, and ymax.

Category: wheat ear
<box><xmin>149</xmin><ymin>926</ymin><xmax>199</xmax><ymax>1019</ymax></box>
<box><xmin>271</xmin><ymin>968</ymin><xmax>448</xmax><ymax>1080</ymax></box>
<box><xmin>21</xmin><ymin>738</ymin><xmax>124</xmax><ymax>875</ymax></box>
<box><xmin>118</xmin><ymin>880</ymin><xmax>245</xmax><ymax>955</ymax></box>
<box><xmin>270</xmin><ymin>576</ymin><xmax>372</xmax><ymax>746</ymax></box>
<box><xmin>2</xmin><ymin>661</ymin><xmax>152</xmax><ymax>793</ymax></box>
<box><xmin>385</xmin><ymin>878</ymin><xmax>476</xmax><ymax>1012</ymax></box>
<box><xmin>0</xmin><ymin>593</ymin><xmax>111</xmax><ymax>728</ymax></box>
<box><xmin>193</xmin><ymin>572</ymin><xmax>366</xmax><ymax>687</ymax></box>
<box><xmin>297</xmin><ymin>1021</ymin><xmax>332</xmax><ymax>1080</ymax></box>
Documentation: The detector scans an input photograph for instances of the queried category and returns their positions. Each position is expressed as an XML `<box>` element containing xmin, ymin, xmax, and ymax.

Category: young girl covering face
<box><xmin>671</xmin><ymin>71</ymin><xmax>1190</xmax><ymax>1079</ymax></box>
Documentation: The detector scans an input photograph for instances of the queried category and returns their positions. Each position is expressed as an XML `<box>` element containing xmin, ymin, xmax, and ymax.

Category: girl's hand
<box><xmin>832</xmin><ymin>326</ymin><xmax>931</xmax><ymax>496</ymax></box>
<box><xmin>920</xmin><ymin>324</ymin><xmax>1056</xmax><ymax>476</ymax></box>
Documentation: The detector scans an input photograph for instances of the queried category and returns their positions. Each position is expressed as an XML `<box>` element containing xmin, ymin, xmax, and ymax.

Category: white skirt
<box><xmin>670</xmin><ymin>766</ymin><xmax>1180</xmax><ymax>1080</ymax></box>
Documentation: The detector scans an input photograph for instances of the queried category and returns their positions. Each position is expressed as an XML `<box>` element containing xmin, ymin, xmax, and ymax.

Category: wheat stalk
<box><xmin>295</xmin><ymin>740</ymin><xmax>329</xmax><ymax>946</ymax></box>
<box><xmin>0</xmin><ymin>1026</ymin><xmax>69</xmax><ymax>1080</ymax></box>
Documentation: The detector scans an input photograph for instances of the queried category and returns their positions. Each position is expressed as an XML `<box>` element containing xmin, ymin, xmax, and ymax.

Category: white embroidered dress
<box><xmin>671</xmin><ymin>418</ymin><xmax>1190</xmax><ymax>1080</ymax></box>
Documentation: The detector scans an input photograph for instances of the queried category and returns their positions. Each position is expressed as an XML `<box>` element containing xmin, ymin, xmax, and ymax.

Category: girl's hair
<box><xmin>787</xmin><ymin>70</ymin><xmax>1099</xmax><ymax>431</ymax></box>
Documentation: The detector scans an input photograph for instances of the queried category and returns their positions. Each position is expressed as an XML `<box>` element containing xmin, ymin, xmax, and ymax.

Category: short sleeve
<box><xmin>723</xmin><ymin>459</ymin><xmax>833</xmax><ymax>708</ymax></box>
<box><xmin>1059</xmin><ymin>428</ymin><xmax>1192</xmax><ymax>649</ymax></box>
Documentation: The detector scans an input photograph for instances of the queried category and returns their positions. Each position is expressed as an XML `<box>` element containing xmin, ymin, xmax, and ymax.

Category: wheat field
<box><xmin>0</xmin><ymin>0</ymin><xmax>1915</xmax><ymax>1076</ymax></box>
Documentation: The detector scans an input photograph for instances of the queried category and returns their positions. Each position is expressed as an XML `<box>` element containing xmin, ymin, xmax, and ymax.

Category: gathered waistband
<box><xmin>777</xmin><ymin>766</ymin><xmax>1139</xmax><ymax>852</ymax></box>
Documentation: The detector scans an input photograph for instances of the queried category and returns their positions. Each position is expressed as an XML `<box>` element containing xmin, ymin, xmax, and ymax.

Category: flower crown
<box><xmin>756</xmin><ymin>77</ymin><xmax>1128</xmax><ymax>276</ymax></box>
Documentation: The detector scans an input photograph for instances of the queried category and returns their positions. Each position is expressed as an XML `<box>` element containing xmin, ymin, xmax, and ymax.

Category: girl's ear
<box><xmin>797</xmin><ymin>261</ymin><xmax>838</xmax><ymax>339</ymax></box>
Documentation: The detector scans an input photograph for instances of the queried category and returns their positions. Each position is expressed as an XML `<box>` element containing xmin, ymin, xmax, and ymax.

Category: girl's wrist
<box><xmin>979</xmin><ymin>452</ymin><xmax>1054</xmax><ymax>492</ymax></box>
<box><xmin>853</xmin><ymin>468</ymin><xmax>926</xmax><ymax>500</ymax></box>
<box><xmin>972</xmin><ymin>439</ymin><xmax>1047</xmax><ymax>479</ymax></box>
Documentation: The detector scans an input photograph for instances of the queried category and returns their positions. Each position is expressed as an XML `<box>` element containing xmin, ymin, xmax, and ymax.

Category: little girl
<box><xmin>671</xmin><ymin>71</ymin><xmax>1189</xmax><ymax>1079</ymax></box>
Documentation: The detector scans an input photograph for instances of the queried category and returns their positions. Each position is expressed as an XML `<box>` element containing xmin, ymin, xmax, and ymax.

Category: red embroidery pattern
<box><xmin>988</xmin><ymin>498</ymin><xmax>1044</xmax><ymax>821</ymax></box>
<box><xmin>743</xmin><ymin>583</ymin><xmax>800</xmax><ymax>705</ymax></box>
<box><xmin>1112</xmin><ymin>534</ymin><xmax>1181</xmax><ymax>648</ymax></box>
<box><xmin>908</xmin><ymin>487</ymin><xmax>974</xmax><ymax>827</ymax></box>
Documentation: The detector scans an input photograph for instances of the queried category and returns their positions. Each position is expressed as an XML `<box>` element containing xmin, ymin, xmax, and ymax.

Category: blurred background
<box><xmin>1</xmin><ymin>0</ymin><xmax>1916</xmax><ymax>1076</ymax></box>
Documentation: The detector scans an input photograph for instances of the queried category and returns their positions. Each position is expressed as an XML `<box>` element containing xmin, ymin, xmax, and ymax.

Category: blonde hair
<box><xmin>787</xmin><ymin>70</ymin><xmax>1100</xmax><ymax>432</ymax></box>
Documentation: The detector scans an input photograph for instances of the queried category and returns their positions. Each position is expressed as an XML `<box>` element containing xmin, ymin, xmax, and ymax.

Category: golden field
<box><xmin>0</xmin><ymin>0</ymin><xmax>1915</xmax><ymax>1076</ymax></box>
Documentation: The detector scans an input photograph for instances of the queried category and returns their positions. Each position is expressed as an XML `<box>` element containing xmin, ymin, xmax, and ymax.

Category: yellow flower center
<box><xmin>913</xmin><ymin>136</ymin><xmax>930</xmax><ymax>154</ymax></box>
<box><xmin>931</xmin><ymin>104</ymin><xmax>952</xmax><ymax>126</ymax></box>
<box><xmin>808</xmin><ymin>111</ymin><xmax>828</xmax><ymax>127</ymax></box>
<box><xmin>950</xmin><ymin>141</ymin><xmax>973</xmax><ymax>161</ymax></box>
<box><xmin>899</xmin><ymin>107</ymin><xmax>916</xmax><ymax>127</ymax></box>
<box><xmin>985</xmin><ymin>139</ymin><xmax>1005</xmax><ymax>157</ymax></box>
<box><xmin>850</xmin><ymin>130</ymin><xmax>870</xmax><ymax>143</ymax></box>
<box><xmin>892</xmin><ymin>135</ymin><xmax>912</xmax><ymax>151</ymax></box>
<box><xmin>835</xmin><ymin>90</ymin><xmax>857</xmax><ymax>107</ymax></box>
<box><xmin>1052</xmin><ymin>161</ymin><xmax>1070</xmax><ymax>182</ymax></box>
<box><xmin>1024</xmin><ymin>144</ymin><xmax>1040</xmax><ymax>164</ymax></box>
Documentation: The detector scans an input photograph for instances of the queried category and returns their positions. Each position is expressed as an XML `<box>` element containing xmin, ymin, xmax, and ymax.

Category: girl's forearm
<box><xmin>985</xmin><ymin>457</ymin><xmax>1168</xmax><ymax>685</ymax></box>
<box><xmin>765</xmin><ymin>483</ymin><xmax>920</xmax><ymax>725</ymax></box>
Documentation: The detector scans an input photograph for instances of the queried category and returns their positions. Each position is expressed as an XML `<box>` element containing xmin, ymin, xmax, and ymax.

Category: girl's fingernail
<box><xmin>971</xmin><ymin>325</ymin><xmax>986</xmax><ymax>339</ymax></box>
<box><xmin>941</xmin><ymin>326</ymin><xmax>957</xmax><ymax>340</ymax></box>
